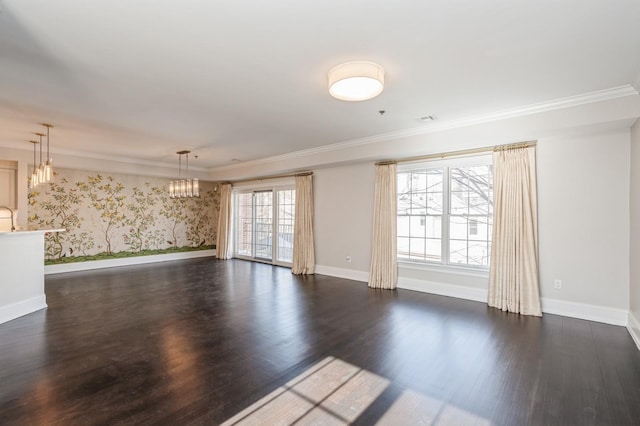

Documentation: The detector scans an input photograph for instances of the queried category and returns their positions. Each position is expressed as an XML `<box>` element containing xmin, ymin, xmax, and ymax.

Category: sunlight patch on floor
<box><xmin>221</xmin><ymin>356</ymin><xmax>388</xmax><ymax>425</ymax></box>
<box><xmin>376</xmin><ymin>389</ymin><xmax>491</xmax><ymax>426</ymax></box>
<box><xmin>221</xmin><ymin>356</ymin><xmax>490</xmax><ymax>425</ymax></box>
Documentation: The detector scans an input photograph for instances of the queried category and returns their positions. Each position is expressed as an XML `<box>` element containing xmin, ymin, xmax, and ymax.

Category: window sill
<box><xmin>398</xmin><ymin>260</ymin><xmax>489</xmax><ymax>278</ymax></box>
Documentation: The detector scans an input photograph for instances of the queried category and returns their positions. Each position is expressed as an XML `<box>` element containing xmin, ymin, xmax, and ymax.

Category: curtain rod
<box><xmin>375</xmin><ymin>141</ymin><xmax>536</xmax><ymax>166</ymax></box>
<box><xmin>223</xmin><ymin>171</ymin><xmax>313</xmax><ymax>185</ymax></box>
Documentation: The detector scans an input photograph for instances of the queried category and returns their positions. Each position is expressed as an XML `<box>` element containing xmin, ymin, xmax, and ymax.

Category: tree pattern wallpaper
<box><xmin>28</xmin><ymin>168</ymin><xmax>220</xmax><ymax>263</ymax></box>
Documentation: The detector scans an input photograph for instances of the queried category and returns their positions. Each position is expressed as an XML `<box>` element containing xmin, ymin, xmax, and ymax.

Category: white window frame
<box><xmin>397</xmin><ymin>154</ymin><xmax>493</xmax><ymax>274</ymax></box>
<box><xmin>232</xmin><ymin>180</ymin><xmax>295</xmax><ymax>268</ymax></box>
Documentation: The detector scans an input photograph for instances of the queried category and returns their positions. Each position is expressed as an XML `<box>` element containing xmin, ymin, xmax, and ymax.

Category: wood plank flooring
<box><xmin>1</xmin><ymin>258</ymin><xmax>639</xmax><ymax>425</ymax></box>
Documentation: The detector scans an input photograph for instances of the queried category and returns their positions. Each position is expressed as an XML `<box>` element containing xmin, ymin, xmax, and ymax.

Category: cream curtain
<box><xmin>368</xmin><ymin>163</ymin><xmax>397</xmax><ymax>289</ymax></box>
<box><xmin>488</xmin><ymin>146</ymin><xmax>542</xmax><ymax>316</ymax></box>
<box><xmin>292</xmin><ymin>174</ymin><xmax>315</xmax><ymax>274</ymax></box>
<box><xmin>216</xmin><ymin>183</ymin><xmax>233</xmax><ymax>260</ymax></box>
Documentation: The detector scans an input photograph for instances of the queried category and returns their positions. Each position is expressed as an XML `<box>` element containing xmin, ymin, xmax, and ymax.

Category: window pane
<box><xmin>412</xmin><ymin>172</ymin><xmax>427</xmax><ymax>192</ymax></box>
<box><xmin>427</xmin><ymin>169</ymin><xmax>443</xmax><ymax>192</ymax></box>
<box><xmin>427</xmin><ymin>192</ymin><xmax>443</xmax><ymax>215</ymax></box>
<box><xmin>450</xmin><ymin>216</ymin><xmax>468</xmax><ymax>240</ymax></box>
<box><xmin>398</xmin><ymin>172</ymin><xmax>412</xmax><ymax>203</ymax></box>
<box><xmin>397</xmin><ymin>158</ymin><xmax>492</xmax><ymax>269</ymax></box>
<box><xmin>409</xmin><ymin>216</ymin><xmax>425</xmax><ymax>238</ymax></box>
<box><xmin>450</xmin><ymin>169</ymin><xmax>468</xmax><ymax>191</ymax></box>
<box><xmin>398</xmin><ymin>237</ymin><xmax>410</xmax><ymax>259</ymax></box>
<box><xmin>449</xmin><ymin>240</ymin><xmax>468</xmax><ymax>264</ymax></box>
<box><xmin>276</xmin><ymin>189</ymin><xmax>295</xmax><ymax>263</ymax></box>
<box><xmin>397</xmin><ymin>215</ymin><xmax>410</xmax><ymax>237</ymax></box>
<box><xmin>236</xmin><ymin>193</ymin><xmax>253</xmax><ymax>256</ymax></box>
<box><xmin>469</xmin><ymin>195</ymin><xmax>488</xmax><ymax>215</ymax></box>
<box><xmin>254</xmin><ymin>191</ymin><xmax>273</xmax><ymax>260</ymax></box>
<box><xmin>468</xmin><ymin>241</ymin><xmax>490</xmax><ymax>266</ymax></box>
<box><xmin>450</xmin><ymin>191</ymin><xmax>468</xmax><ymax>215</ymax></box>
<box><xmin>426</xmin><ymin>238</ymin><xmax>441</xmax><ymax>262</ymax></box>
<box><xmin>410</xmin><ymin>193</ymin><xmax>426</xmax><ymax>215</ymax></box>
<box><xmin>468</xmin><ymin>217</ymin><xmax>489</xmax><ymax>241</ymax></box>
<box><xmin>425</xmin><ymin>216</ymin><xmax>441</xmax><ymax>238</ymax></box>
<box><xmin>409</xmin><ymin>238</ymin><xmax>425</xmax><ymax>259</ymax></box>
<box><xmin>469</xmin><ymin>165</ymin><xmax>490</xmax><ymax>176</ymax></box>
<box><xmin>398</xmin><ymin>193</ymin><xmax>411</xmax><ymax>215</ymax></box>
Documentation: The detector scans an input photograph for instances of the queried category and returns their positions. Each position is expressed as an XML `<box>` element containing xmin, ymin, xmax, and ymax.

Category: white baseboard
<box><xmin>314</xmin><ymin>265</ymin><xmax>369</xmax><ymax>283</ymax></box>
<box><xmin>628</xmin><ymin>312</ymin><xmax>640</xmax><ymax>351</ymax></box>
<box><xmin>314</xmin><ymin>266</ymin><xmax>628</xmax><ymax>326</ymax></box>
<box><xmin>398</xmin><ymin>277</ymin><xmax>488</xmax><ymax>303</ymax></box>
<box><xmin>0</xmin><ymin>295</ymin><xmax>47</xmax><ymax>325</ymax></box>
<box><xmin>45</xmin><ymin>249</ymin><xmax>216</xmax><ymax>275</ymax></box>
<box><xmin>540</xmin><ymin>297</ymin><xmax>628</xmax><ymax>326</ymax></box>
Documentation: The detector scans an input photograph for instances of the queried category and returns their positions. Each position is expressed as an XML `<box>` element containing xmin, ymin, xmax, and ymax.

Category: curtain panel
<box><xmin>488</xmin><ymin>146</ymin><xmax>542</xmax><ymax>316</ymax></box>
<box><xmin>369</xmin><ymin>163</ymin><xmax>398</xmax><ymax>289</ymax></box>
<box><xmin>292</xmin><ymin>174</ymin><xmax>315</xmax><ymax>274</ymax></box>
<box><xmin>216</xmin><ymin>183</ymin><xmax>233</xmax><ymax>260</ymax></box>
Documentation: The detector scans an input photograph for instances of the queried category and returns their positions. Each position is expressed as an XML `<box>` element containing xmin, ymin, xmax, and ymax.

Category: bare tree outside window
<box><xmin>397</xmin><ymin>161</ymin><xmax>493</xmax><ymax>267</ymax></box>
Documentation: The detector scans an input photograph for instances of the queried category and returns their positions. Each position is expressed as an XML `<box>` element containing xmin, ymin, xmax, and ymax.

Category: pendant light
<box><xmin>41</xmin><ymin>123</ymin><xmax>54</xmax><ymax>183</ymax></box>
<box><xmin>29</xmin><ymin>140</ymin><xmax>39</xmax><ymax>189</ymax></box>
<box><xmin>35</xmin><ymin>132</ymin><xmax>45</xmax><ymax>184</ymax></box>
<box><xmin>169</xmin><ymin>150</ymin><xmax>199</xmax><ymax>199</ymax></box>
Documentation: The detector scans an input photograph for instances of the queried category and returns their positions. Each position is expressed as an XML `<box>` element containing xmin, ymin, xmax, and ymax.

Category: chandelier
<box><xmin>169</xmin><ymin>150</ymin><xmax>199</xmax><ymax>199</ymax></box>
<box><xmin>28</xmin><ymin>123</ymin><xmax>54</xmax><ymax>188</ymax></box>
<box><xmin>42</xmin><ymin>123</ymin><xmax>54</xmax><ymax>182</ymax></box>
<box><xmin>29</xmin><ymin>140</ymin><xmax>39</xmax><ymax>189</ymax></box>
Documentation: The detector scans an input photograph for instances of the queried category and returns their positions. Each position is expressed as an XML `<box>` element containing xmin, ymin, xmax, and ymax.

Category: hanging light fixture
<box><xmin>328</xmin><ymin>61</ymin><xmax>385</xmax><ymax>101</ymax></box>
<box><xmin>35</xmin><ymin>132</ymin><xmax>45</xmax><ymax>184</ymax></box>
<box><xmin>169</xmin><ymin>150</ymin><xmax>199</xmax><ymax>199</ymax></box>
<box><xmin>29</xmin><ymin>140</ymin><xmax>39</xmax><ymax>189</ymax></box>
<box><xmin>41</xmin><ymin>123</ymin><xmax>54</xmax><ymax>183</ymax></box>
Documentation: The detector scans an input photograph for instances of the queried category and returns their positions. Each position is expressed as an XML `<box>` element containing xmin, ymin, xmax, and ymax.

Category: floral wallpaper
<box><xmin>28</xmin><ymin>168</ymin><xmax>220</xmax><ymax>262</ymax></box>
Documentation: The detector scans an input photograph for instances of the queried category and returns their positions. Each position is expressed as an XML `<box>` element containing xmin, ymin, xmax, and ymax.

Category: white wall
<box><xmin>630</xmin><ymin>119</ymin><xmax>640</xmax><ymax>345</ymax></box>
<box><xmin>537</xmin><ymin>130</ymin><xmax>630</xmax><ymax>311</ymax></box>
<box><xmin>311</xmin><ymin>127</ymin><xmax>632</xmax><ymax>324</ymax></box>
<box><xmin>314</xmin><ymin>163</ymin><xmax>374</xmax><ymax>279</ymax></box>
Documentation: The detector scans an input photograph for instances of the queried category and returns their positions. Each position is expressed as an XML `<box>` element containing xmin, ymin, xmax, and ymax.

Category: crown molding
<box><xmin>210</xmin><ymin>85</ymin><xmax>639</xmax><ymax>174</ymax></box>
<box><xmin>0</xmin><ymin>142</ymin><xmax>210</xmax><ymax>173</ymax></box>
<box><xmin>3</xmin><ymin>85</ymin><xmax>638</xmax><ymax>175</ymax></box>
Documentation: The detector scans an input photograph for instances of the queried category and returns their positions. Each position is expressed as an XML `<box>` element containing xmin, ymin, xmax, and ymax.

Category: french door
<box><xmin>234</xmin><ymin>187</ymin><xmax>295</xmax><ymax>266</ymax></box>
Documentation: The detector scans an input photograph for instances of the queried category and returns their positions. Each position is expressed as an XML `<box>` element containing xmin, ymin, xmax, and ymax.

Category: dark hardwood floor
<box><xmin>1</xmin><ymin>258</ymin><xmax>639</xmax><ymax>425</ymax></box>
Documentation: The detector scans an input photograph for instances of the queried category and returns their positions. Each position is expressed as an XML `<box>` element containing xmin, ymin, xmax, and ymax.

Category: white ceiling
<box><xmin>1</xmin><ymin>0</ymin><xmax>639</xmax><ymax>170</ymax></box>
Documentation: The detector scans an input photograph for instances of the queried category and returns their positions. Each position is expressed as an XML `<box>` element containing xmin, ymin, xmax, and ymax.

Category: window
<box><xmin>234</xmin><ymin>186</ymin><xmax>295</xmax><ymax>265</ymax></box>
<box><xmin>397</xmin><ymin>156</ymin><xmax>493</xmax><ymax>268</ymax></box>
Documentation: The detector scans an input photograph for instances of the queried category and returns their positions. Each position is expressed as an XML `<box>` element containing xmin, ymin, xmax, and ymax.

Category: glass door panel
<box><xmin>276</xmin><ymin>189</ymin><xmax>295</xmax><ymax>263</ymax></box>
<box><xmin>236</xmin><ymin>192</ymin><xmax>253</xmax><ymax>256</ymax></box>
<box><xmin>253</xmin><ymin>191</ymin><xmax>273</xmax><ymax>260</ymax></box>
<box><xmin>233</xmin><ymin>187</ymin><xmax>295</xmax><ymax>265</ymax></box>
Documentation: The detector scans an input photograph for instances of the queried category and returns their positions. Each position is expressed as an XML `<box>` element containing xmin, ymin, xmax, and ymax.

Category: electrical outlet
<box><xmin>554</xmin><ymin>279</ymin><xmax>562</xmax><ymax>290</ymax></box>
<box><xmin>346</xmin><ymin>255</ymin><xmax>352</xmax><ymax>262</ymax></box>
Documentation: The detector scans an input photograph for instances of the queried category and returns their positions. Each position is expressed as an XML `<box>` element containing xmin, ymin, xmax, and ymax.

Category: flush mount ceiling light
<box><xmin>328</xmin><ymin>61</ymin><xmax>384</xmax><ymax>101</ymax></box>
